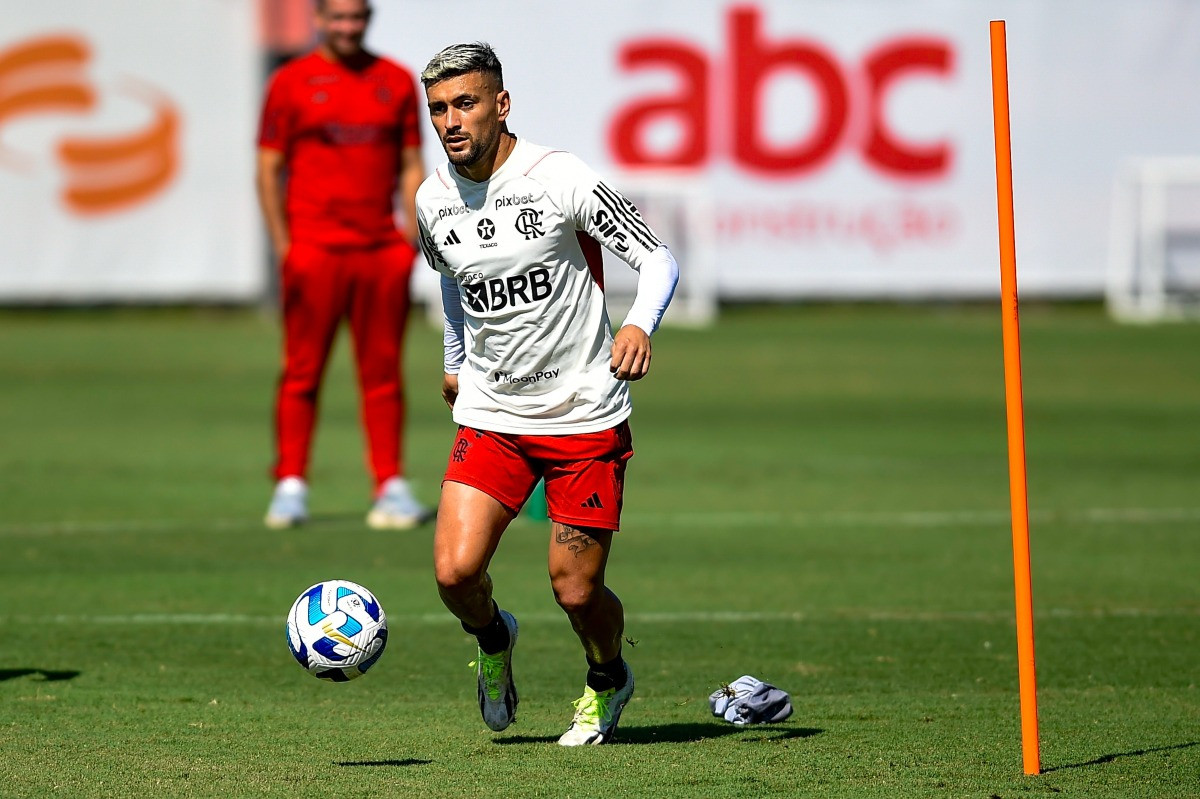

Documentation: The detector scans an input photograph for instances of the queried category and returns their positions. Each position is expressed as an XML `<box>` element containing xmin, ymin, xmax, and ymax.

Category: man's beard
<box><xmin>445</xmin><ymin>127</ymin><xmax>497</xmax><ymax>168</ymax></box>
<box><xmin>327</xmin><ymin>35</ymin><xmax>364</xmax><ymax>58</ymax></box>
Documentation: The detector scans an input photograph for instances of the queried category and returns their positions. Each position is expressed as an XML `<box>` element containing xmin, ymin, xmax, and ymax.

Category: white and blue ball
<box><xmin>286</xmin><ymin>580</ymin><xmax>387</xmax><ymax>682</ymax></box>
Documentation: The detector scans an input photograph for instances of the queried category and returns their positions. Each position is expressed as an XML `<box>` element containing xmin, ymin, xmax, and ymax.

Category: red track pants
<box><xmin>273</xmin><ymin>239</ymin><xmax>415</xmax><ymax>490</ymax></box>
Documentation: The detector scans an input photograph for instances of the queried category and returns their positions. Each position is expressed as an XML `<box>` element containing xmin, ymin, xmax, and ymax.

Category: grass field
<box><xmin>1</xmin><ymin>303</ymin><xmax>1197</xmax><ymax>798</ymax></box>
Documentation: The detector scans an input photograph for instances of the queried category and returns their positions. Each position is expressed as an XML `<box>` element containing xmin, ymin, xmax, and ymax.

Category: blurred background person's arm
<box><xmin>397</xmin><ymin>144</ymin><xmax>424</xmax><ymax>246</ymax></box>
<box><xmin>256</xmin><ymin>146</ymin><xmax>290</xmax><ymax>262</ymax></box>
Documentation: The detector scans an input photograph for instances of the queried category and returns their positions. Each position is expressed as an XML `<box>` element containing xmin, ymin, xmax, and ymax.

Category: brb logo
<box><xmin>609</xmin><ymin>6</ymin><xmax>954</xmax><ymax>179</ymax></box>
<box><xmin>463</xmin><ymin>267</ymin><xmax>553</xmax><ymax>313</ymax></box>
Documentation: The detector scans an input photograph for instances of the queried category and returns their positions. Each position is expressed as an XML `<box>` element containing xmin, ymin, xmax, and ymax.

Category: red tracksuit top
<box><xmin>258</xmin><ymin>50</ymin><xmax>422</xmax><ymax>248</ymax></box>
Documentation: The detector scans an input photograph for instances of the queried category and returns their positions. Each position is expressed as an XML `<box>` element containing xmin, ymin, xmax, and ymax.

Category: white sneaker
<box><xmin>264</xmin><ymin>476</ymin><xmax>308</xmax><ymax>529</ymax></box>
<box><xmin>558</xmin><ymin>662</ymin><xmax>634</xmax><ymax>746</ymax></box>
<box><xmin>366</xmin><ymin>476</ymin><xmax>429</xmax><ymax>529</ymax></box>
<box><xmin>471</xmin><ymin>610</ymin><xmax>519</xmax><ymax>732</ymax></box>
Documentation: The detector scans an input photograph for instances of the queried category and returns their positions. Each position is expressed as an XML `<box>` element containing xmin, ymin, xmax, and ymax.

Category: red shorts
<box><xmin>443</xmin><ymin>422</ymin><xmax>634</xmax><ymax>531</ymax></box>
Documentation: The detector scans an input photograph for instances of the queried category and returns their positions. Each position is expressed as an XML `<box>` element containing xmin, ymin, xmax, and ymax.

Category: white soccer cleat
<box><xmin>366</xmin><ymin>476</ymin><xmax>429</xmax><ymax>529</ymax></box>
<box><xmin>471</xmin><ymin>610</ymin><xmax>519</xmax><ymax>732</ymax></box>
<box><xmin>264</xmin><ymin>476</ymin><xmax>308</xmax><ymax>529</ymax></box>
<box><xmin>558</xmin><ymin>663</ymin><xmax>634</xmax><ymax>746</ymax></box>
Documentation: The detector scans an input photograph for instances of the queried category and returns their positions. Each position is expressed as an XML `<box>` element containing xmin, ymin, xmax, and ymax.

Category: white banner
<box><xmin>4</xmin><ymin>1</ymin><xmax>1197</xmax><ymax>303</ymax></box>
<box><xmin>373</xmin><ymin>0</ymin><xmax>1200</xmax><ymax>299</ymax></box>
<box><xmin>0</xmin><ymin>1</ymin><xmax>262</xmax><ymax>301</ymax></box>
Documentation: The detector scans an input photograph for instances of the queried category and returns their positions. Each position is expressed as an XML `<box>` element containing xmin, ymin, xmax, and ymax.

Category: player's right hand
<box><xmin>273</xmin><ymin>239</ymin><xmax>291</xmax><ymax>270</ymax></box>
<box><xmin>442</xmin><ymin>373</ymin><xmax>459</xmax><ymax>409</ymax></box>
<box><xmin>610</xmin><ymin>324</ymin><xmax>652</xmax><ymax>381</ymax></box>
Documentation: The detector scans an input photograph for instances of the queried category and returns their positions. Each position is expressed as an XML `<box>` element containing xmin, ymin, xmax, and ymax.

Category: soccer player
<box><xmin>415</xmin><ymin>43</ymin><xmax>679</xmax><ymax>745</ymax></box>
<box><xmin>256</xmin><ymin>0</ymin><xmax>429</xmax><ymax>529</ymax></box>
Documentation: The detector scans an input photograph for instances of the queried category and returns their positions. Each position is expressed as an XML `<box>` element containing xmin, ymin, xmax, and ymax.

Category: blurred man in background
<box><xmin>256</xmin><ymin>0</ymin><xmax>428</xmax><ymax>529</ymax></box>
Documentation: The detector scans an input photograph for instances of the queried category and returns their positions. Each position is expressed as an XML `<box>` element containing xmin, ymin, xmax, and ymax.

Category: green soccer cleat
<box><xmin>470</xmin><ymin>610</ymin><xmax>519</xmax><ymax>732</ymax></box>
<box><xmin>558</xmin><ymin>663</ymin><xmax>634</xmax><ymax>746</ymax></box>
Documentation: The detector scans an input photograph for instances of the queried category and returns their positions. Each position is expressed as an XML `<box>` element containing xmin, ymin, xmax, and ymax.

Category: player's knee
<box><xmin>280</xmin><ymin>369</ymin><xmax>322</xmax><ymax>398</ymax></box>
<box><xmin>551</xmin><ymin>575</ymin><xmax>602</xmax><ymax>616</ymax></box>
<box><xmin>433</xmin><ymin>556</ymin><xmax>483</xmax><ymax>596</ymax></box>
<box><xmin>360</xmin><ymin>376</ymin><xmax>401</xmax><ymax>400</ymax></box>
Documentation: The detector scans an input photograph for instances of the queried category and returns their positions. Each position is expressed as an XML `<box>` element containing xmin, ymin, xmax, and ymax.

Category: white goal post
<box><xmin>1107</xmin><ymin>157</ymin><xmax>1200</xmax><ymax>323</ymax></box>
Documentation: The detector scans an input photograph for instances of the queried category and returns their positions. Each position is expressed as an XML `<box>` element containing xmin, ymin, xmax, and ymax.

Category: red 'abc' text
<box><xmin>608</xmin><ymin>6</ymin><xmax>955</xmax><ymax>179</ymax></box>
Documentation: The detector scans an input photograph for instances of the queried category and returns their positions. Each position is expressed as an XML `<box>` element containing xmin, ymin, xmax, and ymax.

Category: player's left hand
<box><xmin>442</xmin><ymin>373</ymin><xmax>459</xmax><ymax>409</ymax></box>
<box><xmin>610</xmin><ymin>325</ymin><xmax>652</xmax><ymax>381</ymax></box>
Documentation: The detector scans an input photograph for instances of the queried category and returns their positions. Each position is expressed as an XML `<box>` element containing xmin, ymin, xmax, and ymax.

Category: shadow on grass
<box><xmin>1043</xmin><ymin>741</ymin><xmax>1200</xmax><ymax>773</ymax></box>
<box><xmin>0</xmin><ymin>668</ymin><xmax>81</xmax><ymax>682</ymax></box>
<box><xmin>335</xmin><ymin>759</ymin><xmax>432</xmax><ymax>767</ymax></box>
<box><xmin>494</xmin><ymin>723</ymin><xmax>822</xmax><ymax>746</ymax></box>
<box><xmin>619</xmin><ymin>723</ymin><xmax>823</xmax><ymax>745</ymax></box>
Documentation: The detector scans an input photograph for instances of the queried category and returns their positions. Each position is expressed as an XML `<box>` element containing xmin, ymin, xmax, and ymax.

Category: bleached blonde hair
<box><xmin>420</xmin><ymin>42</ymin><xmax>504</xmax><ymax>90</ymax></box>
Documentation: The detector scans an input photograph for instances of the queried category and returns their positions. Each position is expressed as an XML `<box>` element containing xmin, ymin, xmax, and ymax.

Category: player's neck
<box><xmin>455</xmin><ymin>132</ymin><xmax>517</xmax><ymax>184</ymax></box>
<box><xmin>316</xmin><ymin>42</ymin><xmax>372</xmax><ymax>70</ymax></box>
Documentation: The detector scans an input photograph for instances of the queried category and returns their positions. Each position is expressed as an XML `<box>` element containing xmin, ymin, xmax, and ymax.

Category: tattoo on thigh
<box><xmin>554</xmin><ymin>525</ymin><xmax>597</xmax><ymax>557</ymax></box>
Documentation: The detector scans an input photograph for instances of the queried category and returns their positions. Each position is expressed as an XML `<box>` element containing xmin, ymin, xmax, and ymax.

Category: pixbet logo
<box><xmin>609</xmin><ymin>6</ymin><xmax>954</xmax><ymax>179</ymax></box>
<box><xmin>495</xmin><ymin>192</ymin><xmax>535</xmax><ymax>209</ymax></box>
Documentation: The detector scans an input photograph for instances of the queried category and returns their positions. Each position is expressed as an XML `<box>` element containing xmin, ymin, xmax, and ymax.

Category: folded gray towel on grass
<box><xmin>708</xmin><ymin>675</ymin><xmax>793</xmax><ymax>725</ymax></box>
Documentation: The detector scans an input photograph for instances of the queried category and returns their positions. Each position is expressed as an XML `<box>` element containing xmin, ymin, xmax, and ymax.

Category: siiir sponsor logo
<box><xmin>494</xmin><ymin>192</ymin><xmax>535</xmax><ymax>209</ymax></box>
<box><xmin>462</xmin><ymin>267</ymin><xmax>552</xmax><ymax>312</ymax></box>
<box><xmin>421</xmin><ymin>234</ymin><xmax>445</xmax><ymax>266</ymax></box>
<box><xmin>493</xmin><ymin>368</ymin><xmax>560</xmax><ymax>385</ymax></box>
<box><xmin>591</xmin><ymin>208</ymin><xmax>629</xmax><ymax>252</ymax></box>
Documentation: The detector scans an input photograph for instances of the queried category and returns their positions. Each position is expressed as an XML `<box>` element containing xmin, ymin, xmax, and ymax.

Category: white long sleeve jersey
<box><xmin>416</xmin><ymin>137</ymin><xmax>674</xmax><ymax>435</ymax></box>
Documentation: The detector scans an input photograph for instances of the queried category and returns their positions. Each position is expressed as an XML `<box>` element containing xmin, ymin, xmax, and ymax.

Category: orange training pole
<box><xmin>989</xmin><ymin>19</ymin><xmax>1041</xmax><ymax>776</ymax></box>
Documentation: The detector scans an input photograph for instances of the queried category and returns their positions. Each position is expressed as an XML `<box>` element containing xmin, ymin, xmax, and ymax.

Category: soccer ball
<box><xmin>286</xmin><ymin>580</ymin><xmax>388</xmax><ymax>682</ymax></box>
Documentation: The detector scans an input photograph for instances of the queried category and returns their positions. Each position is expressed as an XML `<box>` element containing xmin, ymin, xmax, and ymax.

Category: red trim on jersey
<box><xmin>436</xmin><ymin>166</ymin><xmax>453</xmax><ymax>188</ymax></box>
<box><xmin>576</xmin><ymin>231</ymin><xmax>604</xmax><ymax>290</ymax></box>
<box><xmin>524</xmin><ymin>149</ymin><xmax>564</xmax><ymax>176</ymax></box>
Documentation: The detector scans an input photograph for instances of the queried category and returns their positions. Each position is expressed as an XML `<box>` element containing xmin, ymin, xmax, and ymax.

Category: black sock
<box><xmin>586</xmin><ymin>653</ymin><xmax>627</xmax><ymax>693</ymax></box>
<box><xmin>462</xmin><ymin>601</ymin><xmax>510</xmax><ymax>655</ymax></box>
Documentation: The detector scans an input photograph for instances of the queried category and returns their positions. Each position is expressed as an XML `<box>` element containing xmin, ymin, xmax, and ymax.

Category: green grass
<box><xmin>0</xmin><ymin>303</ymin><xmax>1197</xmax><ymax>798</ymax></box>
